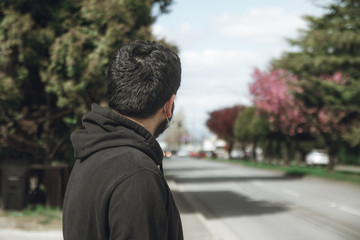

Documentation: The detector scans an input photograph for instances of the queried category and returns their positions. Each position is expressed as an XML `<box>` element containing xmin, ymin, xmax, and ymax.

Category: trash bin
<box><xmin>44</xmin><ymin>165</ymin><xmax>69</xmax><ymax>208</ymax></box>
<box><xmin>1</xmin><ymin>159</ymin><xmax>29</xmax><ymax>210</ymax></box>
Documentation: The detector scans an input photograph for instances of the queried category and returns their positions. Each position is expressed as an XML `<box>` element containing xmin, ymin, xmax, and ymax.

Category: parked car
<box><xmin>177</xmin><ymin>150</ymin><xmax>189</xmax><ymax>157</ymax></box>
<box><xmin>230</xmin><ymin>149</ymin><xmax>244</xmax><ymax>159</ymax></box>
<box><xmin>196</xmin><ymin>151</ymin><xmax>207</xmax><ymax>158</ymax></box>
<box><xmin>305</xmin><ymin>149</ymin><xmax>329</xmax><ymax>166</ymax></box>
<box><xmin>188</xmin><ymin>151</ymin><xmax>211</xmax><ymax>158</ymax></box>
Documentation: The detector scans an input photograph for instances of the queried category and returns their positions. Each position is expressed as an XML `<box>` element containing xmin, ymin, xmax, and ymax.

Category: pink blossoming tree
<box><xmin>250</xmin><ymin>68</ymin><xmax>350</xmax><ymax>171</ymax></box>
<box><xmin>250</xmin><ymin>69</ymin><xmax>310</xmax><ymax>165</ymax></box>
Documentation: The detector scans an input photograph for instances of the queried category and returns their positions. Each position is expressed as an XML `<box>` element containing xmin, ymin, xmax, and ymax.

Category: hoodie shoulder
<box><xmin>70</xmin><ymin>104</ymin><xmax>163</xmax><ymax>165</ymax></box>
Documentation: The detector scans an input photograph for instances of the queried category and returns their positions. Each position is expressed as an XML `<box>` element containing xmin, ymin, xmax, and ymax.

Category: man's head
<box><xmin>107</xmin><ymin>40</ymin><xmax>181</xmax><ymax>119</ymax></box>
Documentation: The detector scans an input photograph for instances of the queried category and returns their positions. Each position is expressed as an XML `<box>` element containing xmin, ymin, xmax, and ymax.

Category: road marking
<box><xmin>339</xmin><ymin>205</ymin><xmax>360</xmax><ymax>217</ymax></box>
<box><xmin>170</xmin><ymin>180</ymin><xmax>239</xmax><ymax>240</ymax></box>
<box><xmin>282</xmin><ymin>188</ymin><xmax>300</xmax><ymax>197</ymax></box>
<box><xmin>252</xmin><ymin>181</ymin><xmax>264</xmax><ymax>187</ymax></box>
<box><xmin>330</xmin><ymin>202</ymin><xmax>338</xmax><ymax>208</ymax></box>
<box><xmin>329</xmin><ymin>202</ymin><xmax>360</xmax><ymax>217</ymax></box>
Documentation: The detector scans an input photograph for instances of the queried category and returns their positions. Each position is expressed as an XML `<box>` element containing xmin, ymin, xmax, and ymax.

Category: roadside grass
<box><xmin>4</xmin><ymin>204</ymin><xmax>62</xmax><ymax>225</ymax></box>
<box><xmin>212</xmin><ymin>158</ymin><xmax>360</xmax><ymax>185</ymax></box>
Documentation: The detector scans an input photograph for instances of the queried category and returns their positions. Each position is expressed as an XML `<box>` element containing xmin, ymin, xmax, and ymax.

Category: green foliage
<box><xmin>212</xmin><ymin>159</ymin><xmax>360</xmax><ymax>185</ymax></box>
<box><xmin>277</xmin><ymin>0</ymin><xmax>360</xmax><ymax>78</ymax></box>
<box><xmin>234</xmin><ymin>106</ymin><xmax>270</xmax><ymax>144</ymax></box>
<box><xmin>338</xmin><ymin>144</ymin><xmax>360</xmax><ymax>165</ymax></box>
<box><xmin>270</xmin><ymin>0</ymin><xmax>360</xmax><ymax>170</ymax></box>
<box><xmin>6</xmin><ymin>204</ymin><xmax>62</xmax><ymax>225</ymax></box>
<box><xmin>0</xmin><ymin>0</ymin><xmax>175</xmax><ymax>164</ymax></box>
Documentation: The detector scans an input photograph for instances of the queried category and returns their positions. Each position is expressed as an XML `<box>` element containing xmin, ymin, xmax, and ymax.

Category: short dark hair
<box><xmin>107</xmin><ymin>40</ymin><xmax>181</xmax><ymax>118</ymax></box>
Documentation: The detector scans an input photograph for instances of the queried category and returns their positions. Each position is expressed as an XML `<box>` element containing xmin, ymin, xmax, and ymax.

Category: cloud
<box><xmin>182</xmin><ymin>49</ymin><xmax>257</xmax><ymax>71</ymax></box>
<box><xmin>174</xmin><ymin>49</ymin><xmax>255</xmax><ymax>136</ymax></box>
<box><xmin>152</xmin><ymin>3</ymin><xmax>321</xmax><ymax>138</ymax></box>
<box><xmin>179</xmin><ymin>22</ymin><xmax>193</xmax><ymax>33</ymax></box>
<box><xmin>180</xmin><ymin>49</ymin><xmax>264</xmax><ymax>82</ymax></box>
<box><xmin>153</xmin><ymin>22</ymin><xmax>204</xmax><ymax>48</ymax></box>
<box><xmin>214</xmin><ymin>7</ymin><xmax>305</xmax><ymax>43</ymax></box>
<box><xmin>152</xmin><ymin>24</ymin><xmax>165</xmax><ymax>36</ymax></box>
<box><xmin>175</xmin><ymin>92</ymin><xmax>250</xmax><ymax>138</ymax></box>
<box><xmin>178</xmin><ymin>48</ymin><xmax>268</xmax><ymax>96</ymax></box>
<box><xmin>154</xmin><ymin>22</ymin><xmax>193</xmax><ymax>36</ymax></box>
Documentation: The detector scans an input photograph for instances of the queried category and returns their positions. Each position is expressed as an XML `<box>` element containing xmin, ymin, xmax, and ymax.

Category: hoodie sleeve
<box><xmin>108</xmin><ymin>169</ymin><xmax>169</xmax><ymax>240</ymax></box>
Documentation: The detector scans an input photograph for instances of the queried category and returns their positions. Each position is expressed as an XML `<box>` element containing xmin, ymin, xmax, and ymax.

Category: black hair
<box><xmin>107</xmin><ymin>40</ymin><xmax>181</xmax><ymax>118</ymax></box>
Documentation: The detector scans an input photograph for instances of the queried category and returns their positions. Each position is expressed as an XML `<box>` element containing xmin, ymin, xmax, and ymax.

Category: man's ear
<box><xmin>164</xmin><ymin>94</ymin><xmax>176</xmax><ymax>118</ymax></box>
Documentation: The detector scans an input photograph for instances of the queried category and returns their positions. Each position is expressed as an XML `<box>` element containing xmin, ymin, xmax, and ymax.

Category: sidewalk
<box><xmin>0</xmin><ymin>229</ymin><xmax>62</xmax><ymax>240</ymax></box>
<box><xmin>0</xmin><ymin>181</ymin><xmax>218</xmax><ymax>240</ymax></box>
<box><xmin>168</xmin><ymin>180</ymin><xmax>239</xmax><ymax>240</ymax></box>
<box><xmin>168</xmin><ymin>180</ymin><xmax>216</xmax><ymax>240</ymax></box>
<box><xmin>335</xmin><ymin>164</ymin><xmax>360</xmax><ymax>173</ymax></box>
<box><xmin>0</xmin><ymin>208</ymin><xmax>62</xmax><ymax>240</ymax></box>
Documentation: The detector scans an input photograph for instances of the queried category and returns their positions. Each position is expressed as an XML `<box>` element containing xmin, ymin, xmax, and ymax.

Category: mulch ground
<box><xmin>0</xmin><ymin>208</ymin><xmax>62</xmax><ymax>231</ymax></box>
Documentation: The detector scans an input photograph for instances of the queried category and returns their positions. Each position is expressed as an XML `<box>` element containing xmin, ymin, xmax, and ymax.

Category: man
<box><xmin>62</xmin><ymin>40</ymin><xmax>183</xmax><ymax>240</ymax></box>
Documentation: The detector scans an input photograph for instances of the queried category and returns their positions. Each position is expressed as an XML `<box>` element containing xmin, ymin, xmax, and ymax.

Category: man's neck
<box><xmin>111</xmin><ymin>109</ymin><xmax>158</xmax><ymax>136</ymax></box>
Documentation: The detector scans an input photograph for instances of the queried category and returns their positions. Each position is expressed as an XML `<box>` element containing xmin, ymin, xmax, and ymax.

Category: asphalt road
<box><xmin>164</xmin><ymin>157</ymin><xmax>360</xmax><ymax>240</ymax></box>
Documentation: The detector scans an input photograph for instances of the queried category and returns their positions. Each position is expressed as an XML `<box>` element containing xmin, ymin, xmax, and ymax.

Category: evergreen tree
<box><xmin>273</xmin><ymin>0</ymin><xmax>360</xmax><ymax>171</ymax></box>
<box><xmin>0</xmin><ymin>0</ymin><xmax>175</xmax><ymax>164</ymax></box>
<box><xmin>276</xmin><ymin>0</ymin><xmax>360</xmax><ymax>78</ymax></box>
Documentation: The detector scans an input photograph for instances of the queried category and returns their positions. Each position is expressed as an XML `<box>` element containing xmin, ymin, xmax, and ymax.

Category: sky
<box><xmin>153</xmin><ymin>0</ymin><xmax>332</xmax><ymax>139</ymax></box>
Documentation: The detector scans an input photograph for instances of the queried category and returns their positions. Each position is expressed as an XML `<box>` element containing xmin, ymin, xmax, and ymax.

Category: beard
<box><xmin>153</xmin><ymin>118</ymin><xmax>168</xmax><ymax>138</ymax></box>
<box><xmin>153</xmin><ymin>103</ymin><xmax>174</xmax><ymax>138</ymax></box>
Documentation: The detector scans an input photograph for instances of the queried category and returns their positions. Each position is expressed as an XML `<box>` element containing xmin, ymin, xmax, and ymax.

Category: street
<box><xmin>1</xmin><ymin>156</ymin><xmax>359</xmax><ymax>240</ymax></box>
<box><xmin>164</xmin><ymin>157</ymin><xmax>360</xmax><ymax>240</ymax></box>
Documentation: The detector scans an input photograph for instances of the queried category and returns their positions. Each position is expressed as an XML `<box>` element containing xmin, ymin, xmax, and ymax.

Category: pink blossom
<box><xmin>250</xmin><ymin>69</ymin><xmax>348</xmax><ymax>137</ymax></box>
<box><xmin>250</xmin><ymin>68</ymin><xmax>307</xmax><ymax>136</ymax></box>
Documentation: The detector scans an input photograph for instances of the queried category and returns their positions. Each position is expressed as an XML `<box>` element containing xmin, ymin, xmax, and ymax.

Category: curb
<box><xmin>168</xmin><ymin>179</ymin><xmax>239</xmax><ymax>240</ymax></box>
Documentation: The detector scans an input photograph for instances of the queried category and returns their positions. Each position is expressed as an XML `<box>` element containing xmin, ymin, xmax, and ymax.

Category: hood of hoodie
<box><xmin>70</xmin><ymin>103</ymin><xmax>163</xmax><ymax>166</ymax></box>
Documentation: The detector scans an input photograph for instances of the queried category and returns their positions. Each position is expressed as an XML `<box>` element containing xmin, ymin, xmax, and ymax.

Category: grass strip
<box><xmin>212</xmin><ymin>158</ymin><xmax>360</xmax><ymax>185</ymax></box>
<box><xmin>5</xmin><ymin>204</ymin><xmax>62</xmax><ymax>225</ymax></box>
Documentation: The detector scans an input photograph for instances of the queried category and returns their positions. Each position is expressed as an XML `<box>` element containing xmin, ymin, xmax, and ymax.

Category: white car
<box><xmin>305</xmin><ymin>149</ymin><xmax>329</xmax><ymax>166</ymax></box>
<box><xmin>230</xmin><ymin>149</ymin><xmax>244</xmax><ymax>159</ymax></box>
<box><xmin>177</xmin><ymin>150</ymin><xmax>189</xmax><ymax>157</ymax></box>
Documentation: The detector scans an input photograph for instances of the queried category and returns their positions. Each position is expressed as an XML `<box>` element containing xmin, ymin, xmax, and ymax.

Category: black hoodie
<box><xmin>62</xmin><ymin>104</ymin><xmax>183</xmax><ymax>240</ymax></box>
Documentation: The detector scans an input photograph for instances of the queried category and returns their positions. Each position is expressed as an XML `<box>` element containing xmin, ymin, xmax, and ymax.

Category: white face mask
<box><xmin>165</xmin><ymin>114</ymin><xmax>170</xmax><ymax>128</ymax></box>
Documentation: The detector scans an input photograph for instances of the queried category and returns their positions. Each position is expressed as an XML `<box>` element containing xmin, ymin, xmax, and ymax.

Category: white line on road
<box><xmin>252</xmin><ymin>181</ymin><xmax>264</xmax><ymax>187</ymax></box>
<box><xmin>282</xmin><ymin>188</ymin><xmax>300</xmax><ymax>198</ymax></box>
<box><xmin>330</xmin><ymin>202</ymin><xmax>338</xmax><ymax>208</ymax></box>
<box><xmin>329</xmin><ymin>202</ymin><xmax>360</xmax><ymax>217</ymax></box>
<box><xmin>339</xmin><ymin>205</ymin><xmax>360</xmax><ymax>217</ymax></box>
<box><xmin>169</xmin><ymin>180</ymin><xmax>239</xmax><ymax>240</ymax></box>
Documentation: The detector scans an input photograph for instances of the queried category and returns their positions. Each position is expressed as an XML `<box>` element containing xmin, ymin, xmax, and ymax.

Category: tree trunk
<box><xmin>227</xmin><ymin>140</ymin><xmax>234</xmax><ymax>159</ymax></box>
<box><xmin>251</xmin><ymin>141</ymin><xmax>257</xmax><ymax>162</ymax></box>
<box><xmin>324</xmin><ymin>138</ymin><xmax>339</xmax><ymax>172</ymax></box>
<box><xmin>263</xmin><ymin>140</ymin><xmax>272</xmax><ymax>163</ymax></box>
<box><xmin>241</xmin><ymin>144</ymin><xmax>247</xmax><ymax>160</ymax></box>
<box><xmin>294</xmin><ymin>142</ymin><xmax>306</xmax><ymax>166</ymax></box>
<box><xmin>327</xmin><ymin>147</ymin><xmax>337</xmax><ymax>172</ymax></box>
<box><xmin>275</xmin><ymin>140</ymin><xmax>282</xmax><ymax>164</ymax></box>
<box><xmin>283</xmin><ymin>139</ymin><xmax>291</xmax><ymax>166</ymax></box>
<box><xmin>327</xmin><ymin>154</ymin><xmax>336</xmax><ymax>172</ymax></box>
